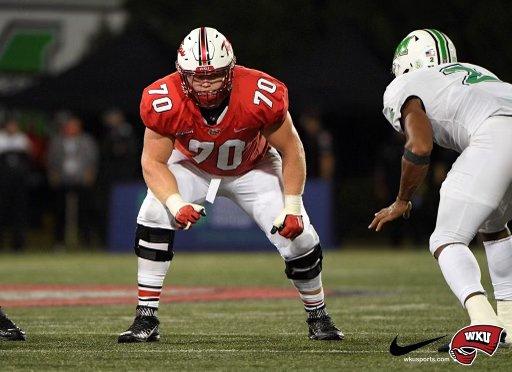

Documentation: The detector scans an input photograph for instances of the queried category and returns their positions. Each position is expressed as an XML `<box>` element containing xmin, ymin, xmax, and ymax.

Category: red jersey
<box><xmin>140</xmin><ymin>65</ymin><xmax>288</xmax><ymax>176</ymax></box>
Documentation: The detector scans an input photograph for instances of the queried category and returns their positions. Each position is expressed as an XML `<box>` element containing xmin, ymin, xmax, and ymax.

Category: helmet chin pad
<box><xmin>193</xmin><ymin>87</ymin><xmax>230</xmax><ymax>108</ymax></box>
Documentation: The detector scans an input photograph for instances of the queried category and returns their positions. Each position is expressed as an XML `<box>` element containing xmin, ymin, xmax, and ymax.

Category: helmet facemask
<box><xmin>177</xmin><ymin>60</ymin><xmax>235</xmax><ymax>109</ymax></box>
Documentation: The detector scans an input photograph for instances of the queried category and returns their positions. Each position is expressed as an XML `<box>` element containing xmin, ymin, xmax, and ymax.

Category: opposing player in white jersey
<box><xmin>369</xmin><ymin>29</ymin><xmax>512</xmax><ymax>350</ymax></box>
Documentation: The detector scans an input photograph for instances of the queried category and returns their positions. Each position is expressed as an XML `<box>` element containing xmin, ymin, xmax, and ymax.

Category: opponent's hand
<box><xmin>165</xmin><ymin>194</ymin><xmax>206</xmax><ymax>230</ymax></box>
<box><xmin>368</xmin><ymin>199</ymin><xmax>412</xmax><ymax>232</ymax></box>
<box><xmin>270</xmin><ymin>195</ymin><xmax>304</xmax><ymax>240</ymax></box>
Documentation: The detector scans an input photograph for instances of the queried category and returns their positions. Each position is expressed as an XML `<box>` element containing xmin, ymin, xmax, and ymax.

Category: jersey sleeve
<box><xmin>382</xmin><ymin>76</ymin><xmax>422</xmax><ymax>133</ymax></box>
<box><xmin>139</xmin><ymin>79</ymin><xmax>180</xmax><ymax>137</ymax></box>
<box><xmin>254</xmin><ymin>73</ymin><xmax>289</xmax><ymax>130</ymax></box>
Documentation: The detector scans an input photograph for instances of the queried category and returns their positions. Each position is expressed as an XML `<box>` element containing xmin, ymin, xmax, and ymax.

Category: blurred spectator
<box><xmin>100</xmin><ymin>108</ymin><xmax>138</xmax><ymax>182</ymax></box>
<box><xmin>297</xmin><ymin>110</ymin><xmax>335</xmax><ymax>180</ymax></box>
<box><xmin>97</xmin><ymin>108</ymin><xmax>138</xmax><ymax>244</ymax></box>
<box><xmin>47</xmin><ymin>115</ymin><xmax>99</xmax><ymax>249</ymax></box>
<box><xmin>0</xmin><ymin>119</ymin><xmax>32</xmax><ymax>251</ymax></box>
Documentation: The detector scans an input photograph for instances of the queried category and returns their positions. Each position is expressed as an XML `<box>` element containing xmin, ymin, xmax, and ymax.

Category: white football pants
<box><xmin>430</xmin><ymin>116</ymin><xmax>512</xmax><ymax>254</ymax></box>
<box><xmin>137</xmin><ymin>148</ymin><xmax>320</xmax><ymax>260</ymax></box>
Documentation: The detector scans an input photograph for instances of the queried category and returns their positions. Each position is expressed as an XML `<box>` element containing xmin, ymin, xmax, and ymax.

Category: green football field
<box><xmin>0</xmin><ymin>248</ymin><xmax>510</xmax><ymax>371</ymax></box>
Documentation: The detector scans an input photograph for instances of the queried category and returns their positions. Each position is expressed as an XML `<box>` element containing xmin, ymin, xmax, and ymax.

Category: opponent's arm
<box><xmin>369</xmin><ymin>98</ymin><xmax>433</xmax><ymax>232</ymax></box>
<box><xmin>263</xmin><ymin>111</ymin><xmax>306</xmax><ymax>240</ymax></box>
<box><xmin>141</xmin><ymin>128</ymin><xmax>205</xmax><ymax>229</ymax></box>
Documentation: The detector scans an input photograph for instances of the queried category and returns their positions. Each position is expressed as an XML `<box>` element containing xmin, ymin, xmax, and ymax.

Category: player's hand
<box><xmin>270</xmin><ymin>195</ymin><xmax>304</xmax><ymax>240</ymax></box>
<box><xmin>368</xmin><ymin>199</ymin><xmax>412</xmax><ymax>232</ymax></box>
<box><xmin>165</xmin><ymin>194</ymin><xmax>206</xmax><ymax>230</ymax></box>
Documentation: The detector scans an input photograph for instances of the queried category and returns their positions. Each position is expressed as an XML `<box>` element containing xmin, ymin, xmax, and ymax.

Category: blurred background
<box><xmin>0</xmin><ymin>0</ymin><xmax>508</xmax><ymax>253</ymax></box>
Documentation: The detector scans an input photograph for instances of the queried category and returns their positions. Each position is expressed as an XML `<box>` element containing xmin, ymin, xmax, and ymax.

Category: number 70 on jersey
<box><xmin>148</xmin><ymin>78</ymin><xmax>278</xmax><ymax>113</ymax></box>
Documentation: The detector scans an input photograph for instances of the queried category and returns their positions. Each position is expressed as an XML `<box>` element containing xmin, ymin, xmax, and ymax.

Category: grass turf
<box><xmin>0</xmin><ymin>248</ymin><xmax>510</xmax><ymax>371</ymax></box>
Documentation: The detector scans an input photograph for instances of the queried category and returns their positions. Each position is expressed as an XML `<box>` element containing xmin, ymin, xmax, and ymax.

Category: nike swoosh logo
<box><xmin>389</xmin><ymin>334</ymin><xmax>446</xmax><ymax>356</ymax></box>
<box><xmin>176</xmin><ymin>129</ymin><xmax>194</xmax><ymax>136</ymax></box>
<box><xmin>234</xmin><ymin>127</ymin><xmax>249</xmax><ymax>133</ymax></box>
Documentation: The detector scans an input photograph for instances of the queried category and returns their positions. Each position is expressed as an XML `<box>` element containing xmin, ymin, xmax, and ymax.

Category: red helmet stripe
<box><xmin>199</xmin><ymin>27</ymin><xmax>208</xmax><ymax>65</ymax></box>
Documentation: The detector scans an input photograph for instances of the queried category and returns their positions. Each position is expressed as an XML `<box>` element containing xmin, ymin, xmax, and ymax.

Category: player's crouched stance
<box><xmin>0</xmin><ymin>307</ymin><xmax>25</xmax><ymax>341</ymax></box>
<box><xmin>118</xmin><ymin>27</ymin><xmax>342</xmax><ymax>343</ymax></box>
<box><xmin>369</xmin><ymin>29</ymin><xmax>512</xmax><ymax>351</ymax></box>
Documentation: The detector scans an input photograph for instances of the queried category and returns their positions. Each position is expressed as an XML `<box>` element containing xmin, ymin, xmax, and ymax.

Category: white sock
<box><xmin>466</xmin><ymin>294</ymin><xmax>501</xmax><ymax>326</ymax></box>
<box><xmin>497</xmin><ymin>301</ymin><xmax>512</xmax><ymax>343</ymax></box>
<box><xmin>484</xmin><ymin>235</ymin><xmax>512</xmax><ymax>300</ymax></box>
<box><xmin>137</xmin><ymin>257</ymin><xmax>170</xmax><ymax>309</ymax></box>
<box><xmin>437</xmin><ymin>243</ymin><xmax>485</xmax><ymax>306</ymax></box>
<box><xmin>291</xmin><ymin>273</ymin><xmax>325</xmax><ymax>311</ymax></box>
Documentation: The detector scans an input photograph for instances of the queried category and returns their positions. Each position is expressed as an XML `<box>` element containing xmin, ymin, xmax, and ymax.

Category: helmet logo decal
<box><xmin>221</xmin><ymin>39</ymin><xmax>232</xmax><ymax>56</ymax></box>
<box><xmin>394</xmin><ymin>35</ymin><xmax>418</xmax><ymax>59</ymax></box>
<box><xmin>178</xmin><ymin>44</ymin><xmax>186</xmax><ymax>57</ymax></box>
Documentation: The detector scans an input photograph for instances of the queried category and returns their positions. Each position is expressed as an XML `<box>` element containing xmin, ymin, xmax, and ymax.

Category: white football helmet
<box><xmin>392</xmin><ymin>29</ymin><xmax>457</xmax><ymax>77</ymax></box>
<box><xmin>176</xmin><ymin>27</ymin><xmax>236</xmax><ymax>108</ymax></box>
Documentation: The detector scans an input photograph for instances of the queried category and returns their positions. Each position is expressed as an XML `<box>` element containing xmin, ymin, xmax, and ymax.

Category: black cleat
<box><xmin>438</xmin><ymin>331</ymin><xmax>509</xmax><ymax>352</ymax></box>
<box><xmin>0</xmin><ymin>308</ymin><xmax>26</xmax><ymax>341</ymax></box>
<box><xmin>307</xmin><ymin>313</ymin><xmax>344</xmax><ymax>341</ymax></box>
<box><xmin>118</xmin><ymin>306</ymin><xmax>160</xmax><ymax>343</ymax></box>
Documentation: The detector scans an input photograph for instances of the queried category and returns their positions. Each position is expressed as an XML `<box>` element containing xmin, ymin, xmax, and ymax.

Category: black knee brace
<box><xmin>134</xmin><ymin>224</ymin><xmax>175</xmax><ymax>261</ymax></box>
<box><xmin>284</xmin><ymin>244</ymin><xmax>323</xmax><ymax>280</ymax></box>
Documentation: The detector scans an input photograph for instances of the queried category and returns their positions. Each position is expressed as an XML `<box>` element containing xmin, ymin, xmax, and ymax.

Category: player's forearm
<box><xmin>398</xmin><ymin>104</ymin><xmax>433</xmax><ymax>202</ymax></box>
<box><xmin>281</xmin><ymin>141</ymin><xmax>306</xmax><ymax>195</ymax></box>
<box><xmin>141</xmin><ymin>157</ymin><xmax>180</xmax><ymax>203</ymax></box>
<box><xmin>397</xmin><ymin>157</ymin><xmax>429</xmax><ymax>201</ymax></box>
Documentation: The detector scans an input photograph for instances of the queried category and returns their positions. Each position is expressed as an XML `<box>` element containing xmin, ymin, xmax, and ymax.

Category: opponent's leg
<box><xmin>431</xmin><ymin>121</ymin><xmax>512</xmax><ymax>351</ymax></box>
<box><xmin>0</xmin><ymin>307</ymin><xmax>25</xmax><ymax>341</ymax></box>
<box><xmin>479</xmin><ymin>192</ymin><xmax>512</xmax><ymax>345</ymax></box>
<box><xmin>225</xmin><ymin>149</ymin><xmax>342</xmax><ymax>340</ymax></box>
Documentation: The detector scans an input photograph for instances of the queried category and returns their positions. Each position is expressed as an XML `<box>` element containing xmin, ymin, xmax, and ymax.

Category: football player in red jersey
<box><xmin>118</xmin><ymin>27</ymin><xmax>343</xmax><ymax>343</ymax></box>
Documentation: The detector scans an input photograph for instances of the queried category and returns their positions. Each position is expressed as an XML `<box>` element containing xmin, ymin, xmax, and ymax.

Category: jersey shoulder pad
<box><xmin>382</xmin><ymin>73</ymin><xmax>421</xmax><ymax>132</ymax></box>
<box><xmin>139</xmin><ymin>73</ymin><xmax>185</xmax><ymax>136</ymax></box>
<box><xmin>233</xmin><ymin>66</ymin><xmax>289</xmax><ymax>129</ymax></box>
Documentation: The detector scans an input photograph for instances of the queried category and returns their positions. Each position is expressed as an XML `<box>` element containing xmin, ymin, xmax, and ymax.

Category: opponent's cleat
<box><xmin>438</xmin><ymin>331</ymin><xmax>509</xmax><ymax>352</ymax></box>
<box><xmin>0</xmin><ymin>308</ymin><xmax>26</xmax><ymax>341</ymax></box>
<box><xmin>307</xmin><ymin>314</ymin><xmax>344</xmax><ymax>341</ymax></box>
<box><xmin>118</xmin><ymin>306</ymin><xmax>160</xmax><ymax>343</ymax></box>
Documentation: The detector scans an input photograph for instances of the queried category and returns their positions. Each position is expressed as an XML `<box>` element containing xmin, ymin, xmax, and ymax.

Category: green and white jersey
<box><xmin>383</xmin><ymin>62</ymin><xmax>512</xmax><ymax>152</ymax></box>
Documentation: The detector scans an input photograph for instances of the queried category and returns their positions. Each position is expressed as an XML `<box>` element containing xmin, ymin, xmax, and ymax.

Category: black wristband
<box><xmin>403</xmin><ymin>148</ymin><xmax>430</xmax><ymax>165</ymax></box>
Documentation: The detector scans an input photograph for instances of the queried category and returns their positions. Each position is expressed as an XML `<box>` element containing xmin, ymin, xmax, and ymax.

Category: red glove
<box><xmin>174</xmin><ymin>205</ymin><xmax>206</xmax><ymax>229</ymax></box>
<box><xmin>165</xmin><ymin>194</ymin><xmax>206</xmax><ymax>230</ymax></box>
<box><xmin>270</xmin><ymin>195</ymin><xmax>304</xmax><ymax>240</ymax></box>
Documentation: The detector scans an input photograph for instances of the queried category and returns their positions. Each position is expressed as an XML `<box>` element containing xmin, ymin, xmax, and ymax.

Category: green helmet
<box><xmin>392</xmin><ymin>29</ymin><xmax>457</xmax><ymax>77</ymax></box>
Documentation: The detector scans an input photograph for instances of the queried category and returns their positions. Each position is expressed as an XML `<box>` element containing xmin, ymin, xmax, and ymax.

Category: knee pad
<box><xmin>134</xmin><ymin>224</ymin><xmax>175</xmax><ymax>261</ymax></box>
<box><xmin>429</xmin><ymin>228</ymin><xmax>474</xmax><ymax>255</ymax></box>
<box><xmin>284</xmin><ymin>244</ymin><xmax>322</xmax><ymax>280</ymax></box>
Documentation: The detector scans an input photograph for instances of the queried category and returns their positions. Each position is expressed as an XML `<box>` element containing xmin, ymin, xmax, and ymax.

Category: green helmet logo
<box><xmin>393</xmin><ymin>35</ymin><xmax>417</xmax><ymax>59</ymax></box>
